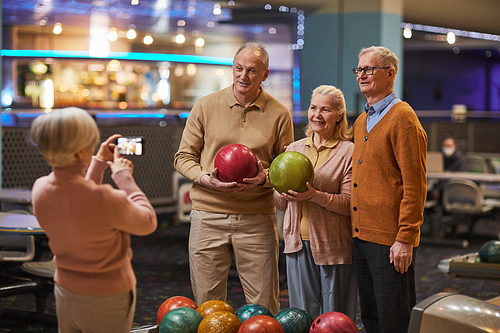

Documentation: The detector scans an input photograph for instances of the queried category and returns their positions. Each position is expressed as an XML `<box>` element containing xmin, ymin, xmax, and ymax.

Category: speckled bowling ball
<box><xmin>273</xmin><ymin>308</ymin><xmax>313</xmax><ymax>333</ymax></box>
<box><xmin>159</xmin><ymin>306</ymin><xmax>203</xmax><ymax>333</ymax></box>
<box><xmin>197</xmin><ymin>299</ymin><xmax>235</xmax><ymax>318</ymax></box>
<box><xmin>235</xmin><ymin>304</ymin><xmax>273</xmax><ymax>323</ymax></box>
<box><xmin>197</xmin><ymin>311</ymin><xmax>242</xmax><ymax>333</ymax></box>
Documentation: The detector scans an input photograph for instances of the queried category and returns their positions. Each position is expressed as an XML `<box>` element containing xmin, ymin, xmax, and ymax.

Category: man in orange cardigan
<box><xmin>350</xmin><ymin>46</ymin><xmax>427</xmax><ymax>333</ymax></box>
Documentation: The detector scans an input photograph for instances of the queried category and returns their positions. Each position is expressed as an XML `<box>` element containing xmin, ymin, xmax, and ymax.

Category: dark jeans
<box><xmin>353</xmin><ymin>238</ymin><xmax>417</xmax><ymax>333</ymax></box>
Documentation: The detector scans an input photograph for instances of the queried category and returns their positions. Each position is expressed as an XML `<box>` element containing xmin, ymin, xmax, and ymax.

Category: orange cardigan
<box><xmin>350</xmin><ymin>102</ymin><xmax>427</xmax><ymax>247</ymax></box>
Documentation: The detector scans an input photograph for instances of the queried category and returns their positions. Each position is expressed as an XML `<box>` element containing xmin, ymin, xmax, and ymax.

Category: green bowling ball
<box><xmin>479</xmin><ymin>240</ymin><xmax>500</xmax><ymax>263</ymax></box>
<box><xmin>159</xmin><ymin>306</ymin><xmax>203</xmax><ymax>333</ymax></box>
<box><xmin>269</xmin><ymin>151</ymin><xmax>314</xmax><ymax>194</ymax></box>
<box><xmin>274</xmin><ymin>307</ymin><xmax>313</xmax><ymax>333</ymax></box>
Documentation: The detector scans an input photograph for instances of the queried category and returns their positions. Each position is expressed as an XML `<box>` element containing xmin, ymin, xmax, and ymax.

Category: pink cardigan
<box><xmin>274</xmin><ymin>139</ymin><xmax>354</xmax><ymax>265</ymax></box>
<box><xmin>32</xmin><ymin>157</ymin><xmax>157</xmax><ymax>296</ymax></box>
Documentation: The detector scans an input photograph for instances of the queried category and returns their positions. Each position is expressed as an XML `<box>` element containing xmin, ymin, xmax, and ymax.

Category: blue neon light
<box><xmin>179</xmin><ymin>112</ymin><xmax>190</xmax><ymax>119</ymax></box>
<box><xmin>95</xmin><ymin>113</ymin><xmax>166</xmax><ymax>119</ymax></box>
<box><xmin>1</xmin><ymin>50</ymin><xmax>233</xmax><ymax>66</ymax></box>
<box><xmin>16</xmin><ymin>112</ymin><xmax>44</xmax><ymax>118</ymax></box>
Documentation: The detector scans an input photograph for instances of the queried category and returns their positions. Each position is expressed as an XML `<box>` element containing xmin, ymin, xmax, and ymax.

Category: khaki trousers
<box><xmin>189</xmin><ymin>210</ymin><xmax>280</xmax><ymax>314</ymax></box>
<box><xmin>55</xmin><ymin>284</ymin><xmax>136</xmax><ymax>333</ymax></box>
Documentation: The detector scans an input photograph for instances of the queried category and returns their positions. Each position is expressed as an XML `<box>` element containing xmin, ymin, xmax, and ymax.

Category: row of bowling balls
<box><xmin>215</xmin><ymin>144</ymin><xmax>315</xmax><ymax>194</ymax></box>
<box><xmin>156</xmin><ymin>296</ymin><xmax>357</xmax><ymax>333</ymax></box>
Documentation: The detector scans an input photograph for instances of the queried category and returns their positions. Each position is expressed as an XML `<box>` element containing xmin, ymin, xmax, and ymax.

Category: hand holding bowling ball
<box><xmin>269</xmin><ymin>151</ymin><xmax>314</xmax><ymax>194</ymax></box>
<box><xmin>214</xmin><ymin>144</ymin><xmax>258</xmax><ymax>183</ymax></box>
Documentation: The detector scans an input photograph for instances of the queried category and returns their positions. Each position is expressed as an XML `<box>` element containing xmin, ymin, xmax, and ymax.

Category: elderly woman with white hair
<box><xmin>30</xmin><ymin>107</ymin><xmax>157</xmax><ymax>333</ymax></box>
<box><xmin>273</xmin><ymin>85</ymin><xmax>357</xmax><ymax>321</ymax></box>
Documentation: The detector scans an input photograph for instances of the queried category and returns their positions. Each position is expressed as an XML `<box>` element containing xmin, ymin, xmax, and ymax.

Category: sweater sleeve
<box><xmin>109</xmin><ymin>168</ymin><xmax>158</xmax><ymax>236</ymax></box>
<box><xmin>85</xmin><ymin>156</ymin><xmax>108</xmax><ymax>184</ymax></box>
<box><xmin>173</xmin><ymin>102</ymin><xmax>208</xmax><ymax>184</ymax></box>
<box><xmin>393</xmin><ymin>116</ymin><xmax>427</xmax><ymax>244</ymax></box>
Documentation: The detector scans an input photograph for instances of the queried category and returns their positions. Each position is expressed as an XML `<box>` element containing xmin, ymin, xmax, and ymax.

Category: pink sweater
<box><xmin>274</xmin><ymin>139</ymin><xmax>354</xmax><ymax>265</ymax></box>
<box><xmin>32</xmin><ymin>157</ymin><xmax>157</xmax><ymax>296</ymax></box>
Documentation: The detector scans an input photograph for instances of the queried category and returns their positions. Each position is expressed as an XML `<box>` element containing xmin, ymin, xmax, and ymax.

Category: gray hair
<box><xmin>359</xmin><ymin>46</ymin><xmax>399</xmax><ymax>74</ymax></box>
<box><xmin>234</xmin><ymin>41</ymin><xmax>269</xmax><ymax>71</ymax></box>
<box><xmin>30</xmin><ymin>107</ymin><xmax>100</xmax><ymax>167</ymax></box>
<box><xmin>305</xmin><ymin>85</ymin><xmax>352</xmax><ymax>141</ymax></box>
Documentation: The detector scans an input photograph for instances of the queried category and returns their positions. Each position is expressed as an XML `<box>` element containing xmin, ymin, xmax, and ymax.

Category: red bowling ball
<box><xmin>309</xmin><ymin>311</ymin><xmax>357</xmax><ymax>333</ymax></box>
<box><xmin>237</xmin><ymin>315</ymin><xmax>285</xmax><ymax>333</ymax></box>
<box><xmin>214</xmin><ymin>144</ymin><xmax>258</xmax><ymax>183</ymax></box>
<box><xmin>156</xmin><ymin>296</ymin><xmax>198</xmax><ymax>326</ymax></box>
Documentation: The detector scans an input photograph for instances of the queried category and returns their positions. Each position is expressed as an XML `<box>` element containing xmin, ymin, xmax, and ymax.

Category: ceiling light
<box><xmin>268</xmin><ymin>27</ymin><xmax>277</xmax><ymax>35</ymax></box>
<box><xmin>131</xmin><ymin>0</ymin><xmax>139</xmax><ymax>4</ymax></box>
<box><xmin>143</xmin><ymin>34</ymin><xmax>153</xmax><ymax>45</ymax></box>
<box><xmin>53</xmin><ymin>23</ymin><xmax>62</xmax><ymax>35</ymax></box>
<box><xmin>89</xmin><ymin>36</ymin><xmax>110</xmax><ymax>57</ymax></box>
<box><xmin>195</xmin><ymin>37</ymin><xmax>205</xmax><ymax>47</ymax></box>
<box><xmin>265</xmin><ymin>4</ymin><xmax>272</xmax><ymax>10</ymax></box>
<box><xmin>447</xmin><ymin>31</ymin><xmax>456</xmax><ymax>44</ymax></box>
<box><xmin>403</xmin><ymin>28</ymin><xmax>412</xmax><ymax>39</ymax></box>
<box><xmin>207</xmin><ymin>21</ymin><xmax>215</xmax><ymax>28</ymax></box>
<box><xmin>106</xmin><ymin>28</ymin><xmax>118</xmax><ymax>41</ymax></box>
<box><xmin>213</xmin><ymin>3</ymin><xmax>222</xmax><ymax>15</ymax></box>
<box><xmin>228</xmin><ymin>1</ymin><xmax>235</xmax><ymax>5</ymax></box>
<box><xmin>175</xmin><ymin>34</ymin><xmax>186</xmax><ymax>44</ymax></box>
<box><xmin>177</xmin><ymin>20</ymin><xmax>186</xmax><ymax>27</ymax></box>
<box><xmin>127</xmin><ymin>28</ymin><xmax>137</xmax><ymax>39</ymax></box>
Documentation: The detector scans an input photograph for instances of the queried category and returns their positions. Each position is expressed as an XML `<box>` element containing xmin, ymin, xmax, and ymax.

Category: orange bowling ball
<box><xmin>197</xmin><ymin>311</ymin><xmax>242</xmax><ymax>333</ymax></box>
<box><xmin>157</xmin><ymin>296</ymin><xmax>198</xmax><ymax>326</ymax></box>
<box><xmin>197</xmin><ymin>300</ymin><xmax>235</xmax><ymax>318</ymax></box>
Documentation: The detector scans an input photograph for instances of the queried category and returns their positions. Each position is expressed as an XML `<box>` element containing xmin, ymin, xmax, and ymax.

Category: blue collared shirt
<box><xmin>365</xmin><ymin>92</ymin><xmax>402</xmax><ymax>132</ymax></box>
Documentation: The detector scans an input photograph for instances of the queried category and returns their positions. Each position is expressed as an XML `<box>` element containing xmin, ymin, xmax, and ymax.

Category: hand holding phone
<box><xmin>117</xmin><ymin>136</ymin><xmax>144</xmax><ymax>156</ymax></box>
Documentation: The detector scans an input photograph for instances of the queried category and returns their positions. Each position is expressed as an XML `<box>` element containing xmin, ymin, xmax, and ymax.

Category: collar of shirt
<box><xmin>364</xmin><ymin>92</ymin><xmax>401</xmax><ymax>132</ymax></box>
<box><xmin>227</xmin><ymin>85</ymin><xmax>267</xmax><ymax>112</ymax></box>
<box><xmin>364</xmin><ymin>92</ymin><xmax>399</xmax><ymax>115</ymax></box>
<box><xmin>304</xmin><ymin>134</ymin><xmax>339</xmax><ymax>151</ymax></box>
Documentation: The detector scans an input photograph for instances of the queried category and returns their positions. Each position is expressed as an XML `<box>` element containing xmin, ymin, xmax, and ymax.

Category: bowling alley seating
<box><xmin>0</xmin><ymin>210</ymin><xmax>56</xmax><ymax>324</ymax></box>
<box><xmin>465</xmin><ymin>154</ymin><xmax>491</xmax><ymax>173</ymax></box>
<box><xmin>441</xmin><ymin>179</ymin><xmax>495</xmax><ymax>239</ymax></box>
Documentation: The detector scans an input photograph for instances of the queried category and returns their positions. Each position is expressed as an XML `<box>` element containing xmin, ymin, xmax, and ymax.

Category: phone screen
<box><xmin>117</xmin><ymin>137</ymin><xmax>144</xmax><ymax>155</ymax></box>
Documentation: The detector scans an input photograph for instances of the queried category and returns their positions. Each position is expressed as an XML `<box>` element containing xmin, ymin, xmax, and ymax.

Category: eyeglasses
<box><xmin>352</xmin><ymin>66</ymin><xmax>391</xmax><ymax>77</ymax></box>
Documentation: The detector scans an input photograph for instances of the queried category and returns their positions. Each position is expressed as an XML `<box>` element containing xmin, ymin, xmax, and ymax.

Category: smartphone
<box><xmin>117</xmin><ymin>136</ymin><xmax>144</xmax><ymax>155</ymax></box>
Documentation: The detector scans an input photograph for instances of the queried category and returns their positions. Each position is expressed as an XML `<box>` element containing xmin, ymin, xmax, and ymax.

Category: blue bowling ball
<box><xmin>273</xmin><ymin>307</ymin><xmax>313</xmax><ymax>333</ymax></box>
<box><xmin>235</xmin><ymin>304</ymin><xmax>273</xmax><ymax>323</ymax></box>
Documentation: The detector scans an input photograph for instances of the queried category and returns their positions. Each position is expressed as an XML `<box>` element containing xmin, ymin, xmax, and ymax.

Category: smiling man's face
<box><xmin>356</xmin><ymin>51</ymin><xmax>394</xmax><ymax>106</ymax></box>
<box><xmin>232</xmin><ymin>47</ymin><xmax>269</xmax><ymax>104</ymax></box>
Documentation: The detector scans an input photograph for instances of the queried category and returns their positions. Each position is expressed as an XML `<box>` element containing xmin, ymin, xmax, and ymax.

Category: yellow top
<box><xmin>300</xmin><ymin>134</ymin><xmax>339</xmax><ymax>240</ymax></box>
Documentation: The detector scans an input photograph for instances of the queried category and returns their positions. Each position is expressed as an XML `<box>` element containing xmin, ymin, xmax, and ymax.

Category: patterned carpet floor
<box><xmin>0</xmin><ymin>213</ymin><xmax>498</xmax><ymax>332</ymax></box>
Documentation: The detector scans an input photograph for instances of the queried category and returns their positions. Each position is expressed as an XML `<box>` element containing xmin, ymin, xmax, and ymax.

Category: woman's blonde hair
<box><xmin>304</xmin><ymin>85</ymin><xmax>352</xmax><ymax>140</ymax></box>
<box><xmin>30</xmin><ymin>107</ymin><xmax>100</xmax><ymax>167</ymax></box>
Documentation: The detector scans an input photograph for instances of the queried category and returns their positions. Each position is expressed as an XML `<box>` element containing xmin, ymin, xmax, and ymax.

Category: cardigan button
<box><xmin>353</xmin><ymin>183</ymin><xmax>357</xmax><ymax>187</ymax></box>
<box><xmin>358</xmin><ymin>160</ymin><xmax>362</xmax><ymax>164</ymax></box>
<box><xmin>353</xmin><ymin>206</ymin><xmax>357</xmax><ymax>211</ymax></box>
<box><xmin>355</xmin><ymin>228</ymin><xmax>359</xmax><ymax>232</ymax></box>
<box><xmin>364</xmin><ymin>136</ymin><xmax>368</xmax><ymax>141</ymax></box>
